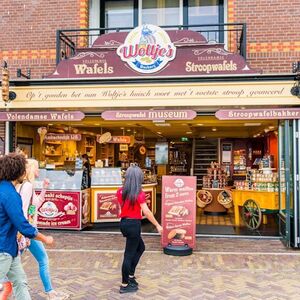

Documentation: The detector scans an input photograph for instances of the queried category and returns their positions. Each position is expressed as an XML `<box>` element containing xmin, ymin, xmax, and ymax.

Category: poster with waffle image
<box><xmin>97</xmin><ymin>192</ymin><xmax>120</xmax><ymax>220</ymax></box>
<box><xmin>161</xmin><ymin>176</ymin><xmax>196</xmax><ymax>249</ymax></box>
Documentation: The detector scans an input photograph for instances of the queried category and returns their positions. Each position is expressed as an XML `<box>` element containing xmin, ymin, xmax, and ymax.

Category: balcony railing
<box><xmin>56</xmin><ymin>23</ymin><xmax>247</xmax><ymax>65</ymax></box>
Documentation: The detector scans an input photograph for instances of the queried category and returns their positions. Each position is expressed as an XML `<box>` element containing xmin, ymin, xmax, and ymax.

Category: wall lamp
<box><xmin>291</xmin><ymin>61</ymin><xmax>300</xmax><ymax>97</ymax></box>
<box><xmin>17</xmin><ymin>68</ymin><xmax>31</xmax><ymax>79</ymax></box>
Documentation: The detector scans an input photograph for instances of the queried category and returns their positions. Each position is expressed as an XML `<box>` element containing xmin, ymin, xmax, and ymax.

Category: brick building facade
<box><xmin>0</xmin><ymin>0</ymin><xmax>299</xmax><ymax>79</ymax></box>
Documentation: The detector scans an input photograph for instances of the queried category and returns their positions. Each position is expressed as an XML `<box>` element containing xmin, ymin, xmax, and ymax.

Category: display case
<box><xmin>35</xmin><ymin>169</ymin><xmax>90</xmax><ymax>230</ymax></box>
<box><xmin>91</xmin><ymin>167</ymin><xmax>157</xmax><ymax>223</ymax></box>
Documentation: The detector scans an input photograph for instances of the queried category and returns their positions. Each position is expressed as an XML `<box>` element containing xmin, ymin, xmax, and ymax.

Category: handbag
<box><xmin>17</xmin><ymin>181</ymin><xmax>35</xmax><ymax>253</ymax></box>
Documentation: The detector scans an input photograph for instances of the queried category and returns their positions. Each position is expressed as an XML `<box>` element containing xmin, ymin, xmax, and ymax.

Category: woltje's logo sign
<box><xmin>117</xmin><ymin>24</ymin><xmax>176</xmax><ymax>74</ymax></box>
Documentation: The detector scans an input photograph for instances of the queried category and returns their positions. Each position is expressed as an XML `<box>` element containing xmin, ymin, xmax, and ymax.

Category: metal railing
<box><xmin>56</xmin><ymin>23</ymin><xmax>247</xmax><ymax>65</ymax></box>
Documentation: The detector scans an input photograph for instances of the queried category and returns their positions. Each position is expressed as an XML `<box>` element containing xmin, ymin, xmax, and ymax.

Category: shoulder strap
<box><xmin>19</xmin><ymin>180</ymin><xmax>34</xmax><ymax>206</ymax></box>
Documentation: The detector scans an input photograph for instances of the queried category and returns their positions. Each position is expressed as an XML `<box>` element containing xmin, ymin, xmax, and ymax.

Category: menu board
<box><xmin>96</xmin><ymin>191</ymin><xmax>120</xmax><ymax>221</ymax></box>
<box><xmin>91</xmin><ymin>168</ymin><xmax>122</xmax><ymax>186</ymax></box>
<box><xmin>161</xmin><ymin>176</ymin><xmax>196</xmax><ymax>249</ymax></box>
<box><xmin>37</xmin><ymin>190</ymin><xmax>81</xmax><ymax>229</ymax></box>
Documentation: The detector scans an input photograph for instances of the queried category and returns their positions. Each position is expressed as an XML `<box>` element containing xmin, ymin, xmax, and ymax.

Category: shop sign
<box><xmin>47</xmin><ymin>25</ymin><xmax>257</xmax><ymax>80</ymax></box>
<box><xmin>96</xmin><ymin>134</ymin><xmax>131</xmax><ymax>144</ymax></box>
<box><xmin>216</xmin><ymin>108</ymin><xmax>300</xmax><ymax>120</ymax></box>
<box><xmin>37</xmin><ymin>191</ymin><xmax>81</xmax><ymax>229</ymax></box>
<box><xmin>120</xmin><ymin>144</ymin><xmax>128</xmax><ymax>151</ymax></box>
<box><xmin>96</xmin><ymin>192</ymin><xmax>120</xmax><ymax>221</ymax></box>
<box><xmin>102</xmin><ymin>110</ymin><xmax>197</xmax><ymax>121</ymax></box>
<box><xmin>161</xmin><ymin>176</ymin><xmax>197</xmax><ymax>249</ymax></box>
<box><xmin>117</xmin><ymin>25</ymin><xmax>176</xmax><ymax>74</ymax></box>
<box><xmin>45</xmin><ymin>133</ymin><xmax>82</xmax><ymax>141</ymax></box>
<box><xmin>0</xmin><ymin>111</ymin><xmax>84</xmax><ymax>121</ymax></box>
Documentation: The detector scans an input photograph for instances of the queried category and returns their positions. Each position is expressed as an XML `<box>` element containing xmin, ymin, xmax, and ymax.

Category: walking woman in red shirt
<box><xmin>117</xmin><ymin>164</ymin><xmax>162</xmax><ymax>294</ymax></box>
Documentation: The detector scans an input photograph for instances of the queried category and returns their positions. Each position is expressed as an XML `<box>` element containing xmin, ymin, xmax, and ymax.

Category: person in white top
<box><xmin>17</xmin><ymin>159</ymin><xmax>69</xmax><ymax>300</ymax></box>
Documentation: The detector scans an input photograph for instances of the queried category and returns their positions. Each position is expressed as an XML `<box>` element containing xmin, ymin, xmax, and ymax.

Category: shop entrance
<box><xmin>279</xmin><ymin>120</ymin><xmax>300</xmax><ymax>247</ymax></box>
<box><xmin>14</xmin><ymin>113</ymin><xmax>283</xmax><ymax>237</ymax></box>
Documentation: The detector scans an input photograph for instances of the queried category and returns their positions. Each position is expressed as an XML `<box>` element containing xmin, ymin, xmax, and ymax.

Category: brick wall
<box><xmin>0</xmin><ymin>0</ymin><xmax>88</xmax><ymax>79</ymax></box>
<box><xmin>0</xmin><ymin>0</ymin><xmax>299</xmax><ymax>77</ymax></box>
<box><xmin>229</xmin><ymin>0</ymin><xmax>300</xmax><ymax>73</ymax></box>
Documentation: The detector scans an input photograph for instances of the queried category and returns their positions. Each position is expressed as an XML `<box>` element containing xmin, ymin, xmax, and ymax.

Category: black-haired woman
<box><xmin>117</xmin><ymin>165</ymin><xmax>162</xmax><ymax>294</ymax></box>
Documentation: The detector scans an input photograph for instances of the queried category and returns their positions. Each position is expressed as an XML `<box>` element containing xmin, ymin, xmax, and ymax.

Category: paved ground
<box><xmin>21</xmin><ymin>232</ymin><xmax>300</xmax><ymax>300</ymax></box>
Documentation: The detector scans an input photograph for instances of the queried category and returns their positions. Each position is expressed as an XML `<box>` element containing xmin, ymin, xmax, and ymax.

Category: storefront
<box><xmin>1</xmin><ymin>24</ymin><xmax>299</xmax><ymax>245</ymax></box>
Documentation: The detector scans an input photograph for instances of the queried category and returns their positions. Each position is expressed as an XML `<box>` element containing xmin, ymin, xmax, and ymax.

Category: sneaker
<box><xmin>129</xmin><ymin>276</ymin><xmax>139</xmax><ymax>286</ymax></box>
<box><xmin>119</xmin><ymin>283</ymin><xmax>138</xmax><ymax>294</ymax></box>
<box><xmin>47</xmin><ymin>290</ymin><xmax>70</xmax><ymax>300</ymax></box>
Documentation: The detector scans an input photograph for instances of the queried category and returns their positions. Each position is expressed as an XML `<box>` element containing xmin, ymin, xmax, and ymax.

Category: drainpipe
<box><xmin>5</xmin><ymin>121</ymin><xmax>9</xmax><ymax>154</ymax></box>
<box><xmin>191</xmin><ymin>138</ymin><xmax>196</xmax><ymax>175</ymax></box>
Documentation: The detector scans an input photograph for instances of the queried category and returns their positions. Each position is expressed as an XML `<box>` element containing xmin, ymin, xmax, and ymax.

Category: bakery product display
<box><xmin>100</xmin><ymin>201</ymin><xmax>113</xmax><ymax>210</ymax></box>
<box><xmin>168</xmin><ymin>205</ymin><xmax>189</xmax><ymax>217</ymax></box>
<box><xmin>167</xmin><ymin>228</ymin><xmax>187</xmax><ymax>240</ymax></box>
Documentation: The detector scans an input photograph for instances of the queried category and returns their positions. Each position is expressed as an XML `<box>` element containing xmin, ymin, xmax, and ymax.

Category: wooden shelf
<box><xmin>45</xmin><ymin>141</ymin><xmax>62</xmax><ymax>145</ymax></box>
<box><xmin>45</xmin><ymin>154</ymin><xmax>62</xmax><ymax>157</ymax></box>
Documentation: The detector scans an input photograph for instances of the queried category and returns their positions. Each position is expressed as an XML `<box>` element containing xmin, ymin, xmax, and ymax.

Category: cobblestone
<box><xmin>21</xmin><ymin>232</ymin><xmax>300</xmax><ymax>300</ymax></box>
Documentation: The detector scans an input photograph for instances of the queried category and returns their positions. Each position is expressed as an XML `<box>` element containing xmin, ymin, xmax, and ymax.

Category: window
<box><xmin>187</xmin><ymin>0</ymin><xmax>223</xmax><ymax>43</ymax></box>
<box><xmin>89</xmin><ymin>0</ymin><xmax>100</xmax><ymax>45</ymax></box>
<box><xmin>88</xmin><ymin>0</ymin><xmax>224</xmax><ymax>31</ymax></box>
<box><xmin>140</xmin><ymin>0</ymin><xmax>182</xmax><ymax>26</ymax></box>
<box><xmin>105</xmin><ymin>1</ymin><xmax>134</xmax><ymax>29</ymax></box>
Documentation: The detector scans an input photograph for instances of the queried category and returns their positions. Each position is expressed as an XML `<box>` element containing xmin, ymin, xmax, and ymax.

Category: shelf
<box><xmin>251</xmin><ymin>181</ymin><xmax>276</xmax><ymax>183</ymax></box>
<box><xmin>45</xmin><ymin>141</ymin><xmax>62</xmax><ymax>145</ymax></box>
<box><xmin>45</xmin><ymin>154</ymin><xmax>62</xmax><ymax>157</ymax></box>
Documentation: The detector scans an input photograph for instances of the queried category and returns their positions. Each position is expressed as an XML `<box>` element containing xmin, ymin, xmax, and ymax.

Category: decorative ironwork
<box><xmin>56</xmin><ymin>23</ymin><xmax>247</xmax><ymax>65</ymax></box>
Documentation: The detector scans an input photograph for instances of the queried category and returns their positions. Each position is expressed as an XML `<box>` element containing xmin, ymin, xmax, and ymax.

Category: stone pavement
<box><xmin>21</xmin><ymin>232</ymin><xmax>300</xmax><ymax>300</ymax></box>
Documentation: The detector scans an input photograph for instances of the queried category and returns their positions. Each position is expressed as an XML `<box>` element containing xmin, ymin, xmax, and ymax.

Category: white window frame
<box><xmin>138</xmin><ymin>0</ymin><xmax>183</xmax><ymax>26</ymax></box>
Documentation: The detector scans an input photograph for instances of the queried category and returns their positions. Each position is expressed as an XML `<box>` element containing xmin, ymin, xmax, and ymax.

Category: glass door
<box><xmin>279</xmin><ymin>120</ymin><xmax>300</xmax><ymax>247</ymax></box>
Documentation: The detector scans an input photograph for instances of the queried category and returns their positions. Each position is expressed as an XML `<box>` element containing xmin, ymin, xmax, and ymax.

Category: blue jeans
<box><xmin>28</xmin><ymin>240</ymin><xmax>53</xmax><ymax>293</ymax></box>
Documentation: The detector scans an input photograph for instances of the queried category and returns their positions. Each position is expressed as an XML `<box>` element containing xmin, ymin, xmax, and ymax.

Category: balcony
<box><xmin>56</xmin><ymin>23</ymin><xmax>247</xmax><ymax>65</ymax></box>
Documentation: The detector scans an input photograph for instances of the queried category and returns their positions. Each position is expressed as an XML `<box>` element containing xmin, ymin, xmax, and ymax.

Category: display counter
<box><xmin>35</xmin><ymin>169</ymin><xmax>90</xmax><ymax>230</ymax></box>
<box><xmin>90</xmin><ymin>168</ymin><xmax>157</xmax><ymax>223</ymax></box>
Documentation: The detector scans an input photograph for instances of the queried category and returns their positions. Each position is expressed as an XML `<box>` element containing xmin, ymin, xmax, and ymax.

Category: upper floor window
<box><xmin>188</xmin><ymin>0</ymin><xmax>223</xmax><ymax>42</ymax></box>
<box><xmin>105</xmin><ymin>1</ymin><xmax>134</xmax><ymax>29</ymax></box>
<box><xmin>141</xmin><ymin>0</ymin><xmax>182</xmax><ymax>26</ymax></box>
<box><xmin>89</xmin><ymin>0</ymin><xmax>224</xmax><ymax>34</ymax></box>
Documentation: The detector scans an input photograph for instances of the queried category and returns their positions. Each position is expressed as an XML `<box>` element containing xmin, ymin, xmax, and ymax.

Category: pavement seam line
<box><xmin>46</xmin><ymin>249</ymin><xmax>298</xmax><ymax>255</ymax></box>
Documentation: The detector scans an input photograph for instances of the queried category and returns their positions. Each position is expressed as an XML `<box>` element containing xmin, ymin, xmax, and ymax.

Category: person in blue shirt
<box><xmin>0</xmin><ymin>154</ymin><xmax>54</xmax><ymax>300</ymax></box>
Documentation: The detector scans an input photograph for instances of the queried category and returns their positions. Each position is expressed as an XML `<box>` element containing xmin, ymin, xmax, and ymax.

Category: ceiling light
<box><xmin>212</xmin><ymin>128</ymin><xmax>217</xmax><ymax>131</ymax></box>
<box><xmin>154</xmin><ymin>123</ymin><xmax>171</xmax><ymax>127</ymax></box>
<box><xmin>95</xmin><ymin>123</ymin><xmax>100</xmax><ymax>126</ymax></box>
<box><xmin>269</xmin><ymin>126</ymin><xmax>275</xmax><ymax>129</ymax></box>
<box><xmin>48</xmin><ymin>123</ymin><xmax>53</xmax><ymax>126</ymax></box>
<box><xmin>181</xmin><ymin>123</ymin><xmax>188</xmax><ymax>126</ymax></box>
<box><xmin>127</xmin><ymin>129</ymin><xmax>131</xmax><ymax>132</ymax></box>
<box><xmin>196</xmin><ymin>123</ymin><xmax>204</xmax><ymax>126</ymax></box>
<box><xmin>244</xmin><ymin>123</ymin><xmax>262</xmax><ymax>126</ymax></box>
<box><xmin>120</xmin><ymin>127</ymin><xmax>124</xmax><ymax>130</ymax></box>
<box><xmin>186</xmin><ymin>131</ymin><xmax>192</xmax><ymax>134</ymax></box>
<box><xmin>157</xmin><ymin>131</ymin><xmax>162</xmax><ymax>134</ymax></box>
<box><xmin>201</xmin><ymin>136</ymin><xmax>206</xmax><ymax>139</ymax></box>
